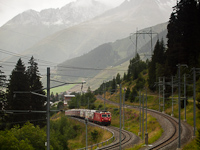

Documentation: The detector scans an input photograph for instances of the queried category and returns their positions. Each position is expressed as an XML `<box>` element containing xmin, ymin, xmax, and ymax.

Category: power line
<box><xmin>50</xmin><ymin>73</ymin><xmax>110</xmax><ymax>80</ymax></box>
<box><xmin>0</xmin><ymin>48</ymin><xmax>57</xmax><ymax>65</ymax></box>
<box><xmin>57</xmin><ymin>65</ymin><xmax>127</xmax><ymax>71</ymax></box>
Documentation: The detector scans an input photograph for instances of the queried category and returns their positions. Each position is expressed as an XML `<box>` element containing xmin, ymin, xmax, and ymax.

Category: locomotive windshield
<box><xmin>102</xmin><ymin>114</ymin><xmax>107</xmax><ymax>117</ymax></box>
<box><xmin>102</xmin><ymin>114</ymin><xmax>111</xmax><ymax>117</ymax></box>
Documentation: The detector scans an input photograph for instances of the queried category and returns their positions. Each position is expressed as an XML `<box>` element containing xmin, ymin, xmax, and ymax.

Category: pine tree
<box><xmin>127</xmin><ymin>53</ymin><xmax>147</xmax><ymax>81</ymax></box>
<box><xmin>166</xmin><ymin>0</ymin><xmax>200</xmax><ymax>74</ymax></box>
<box><xmin>123</xmin><ymin>72</ymin><xmax>127</xmax><ymax>81</ymax></box>
<box><xmin>26</xmin><ymin>56</ymin><xmax>46</xmax><ymax>126</ymax></box>
<box><xmin>130</xmin><ymin>87</ymin><xmax>138</xmax><ymax>103</ymax></box>
<box><xmin>148</xmin><ymin>39</ymin><xmax>166</xmax><ymax>91</ymax></box>
<box><xmin>0</xmin><ymin>66</ymin><xmax>6</xmax><ymax>129</ymax></box>
<box><xmin>6</xmin><ymin>58</ymin><xmax>30</xmax><ymax>127</ymax></box>
<box><xmin>125</xmin><ymin>87</ymin><xmax>130</xmax><ymax>101</ymax></box>
<box><xmin>51</xmin><ymin>92</ymin><xmax>55</xmax><ymax>102</ymax></box>
<box><xmin>111</xmin><ymin>77</ymin><xmax>117</xmax><ymax>94</ymax></box>
<box><xmin>116</xmin><ymin>73</ymin><xmax>121</xmax><ymax>84</ymax></box>
<box><xmin>0</xmin><ymin>66</ymin><xmax>6</xmax><ymax>108</ymax></box>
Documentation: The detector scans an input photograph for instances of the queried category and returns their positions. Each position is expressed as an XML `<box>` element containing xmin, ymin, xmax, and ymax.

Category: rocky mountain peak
<box><xmin>5</xmin><ymin>0</ymin><xmax>110</xmax><ymax>26</ymax></box>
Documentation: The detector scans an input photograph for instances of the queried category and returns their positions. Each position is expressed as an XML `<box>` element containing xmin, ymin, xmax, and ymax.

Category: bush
<box><xmin>91</xmin><ymin>129</ymin><xmax>99</xmax><ymax>142</ymax></box>
<box><xmin>0</xmin><ymin>122</ymin><xmax>45</xmax><ymax>150</ymax></box>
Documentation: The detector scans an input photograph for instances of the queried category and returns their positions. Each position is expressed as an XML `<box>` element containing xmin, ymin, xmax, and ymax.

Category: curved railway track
<box><xmin>148</xmin><ymin>112</ymin><xmax>178</xmax><ymax>149</ymax></box>
<box><xmin>70</xmin><ymin>116</ymin><xmax>140</xmax><ymax>150</ymax></box>
<box><xmin>99</xmin><ymin>126</ymin><xmax>139</xmax><ymax>150</ymax></box>
<box><xmin>98</xmin><ymin>95</ymin><xmax>192</xmax><ymax>150</ymax></box>
<box><xmin>137</xmin><ymin>108</ymin><xmax>179</xmax><ymax>150</ymax></box>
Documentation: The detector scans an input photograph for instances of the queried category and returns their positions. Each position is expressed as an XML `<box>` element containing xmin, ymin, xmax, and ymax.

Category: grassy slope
<box><xmin>95</xmin><ymin>97</ymin><xmax>163</xmax><ymax>150</ymax></box>
<box><xmin>50</xmin><ymin>84</ymin><xmax>75</xmax><ymax>94</ymax></box>
<box><xmin>67</xmin><ymin>123</ymin><xmax>112</xmax><ymax>149</ymax></box>
<box><xmin>101</xmin><ymin>70</ymin><xmax>199</xmax><ymax>149</ymax></box>
<box><xmin>51</xmin><ymin>112</ymin><xmax>112</xmax><ymax>150</ymax></box>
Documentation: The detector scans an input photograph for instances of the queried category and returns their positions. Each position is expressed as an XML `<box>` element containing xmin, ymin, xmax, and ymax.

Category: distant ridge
<box><xmin>0</xmin><ymin>0</ymin><xmax>110</xmax><ymax>61</ymax></box>
<box><xmin>18</xmin><ymin>0</ymin><xmax>175</xmax><ymax>64</ymax></box>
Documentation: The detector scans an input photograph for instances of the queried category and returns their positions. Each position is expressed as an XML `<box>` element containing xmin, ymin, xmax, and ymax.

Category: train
<box><xmin>65</xmin><ymin>109</ymin><xmax>111</xmax><ymax>126</ymax></box>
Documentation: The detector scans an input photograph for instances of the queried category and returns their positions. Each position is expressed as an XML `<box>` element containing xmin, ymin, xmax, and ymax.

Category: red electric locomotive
<box><xmin>92</xmin><ymin>110</ymin><xmax>111</xmax><ymax>126</ymax></box>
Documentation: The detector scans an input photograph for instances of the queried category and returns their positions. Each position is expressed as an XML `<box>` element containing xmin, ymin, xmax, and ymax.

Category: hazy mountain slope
<box><xmin>0</xmin><ymin>0</ymin><xmax>110</xmax><ymax>60</ymax></box>
<box><xmin>55</xmin><ymin>22</ymin><xmax>168</xmax><ymax>90</ymax></box>
<box><xmin>17</xmin><ymin>0</ymin><xmax>175</xmax><ymax>64</ymax></box>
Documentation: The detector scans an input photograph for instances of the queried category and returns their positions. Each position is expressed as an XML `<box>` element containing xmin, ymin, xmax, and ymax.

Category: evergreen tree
<box><xmin>111</xmin><ymin>77</ymin><xmax>117</xmax><ymax>94</ymax></box>
<box><xmin>148</xmin><ymin>40</ymin><xmax>166</xmax><ymax>91</ymax></box>
<box><xmin>135</xmin><ymin>74</ymin><xmax>146</xmax><ymax>91</ymax></box>
<box><xmin>166</xmin><ymin>0</ymin><xmax>200</xmax><ymax>75</ymax></box>
<box><xmin>116</xmin><ymin>73</ymin><xmax>121</xmax><ymax>84</ymax></box>
<box><xmin>123</xmin><ymin>72</ymin><xmax>127</xmax><ymax>81</ymax></box>
<box><xmin>0</xmin><ymin>66</ymin><xmax>6</xmax><ymax>108</ymax></box>
<box><xmin>51</xmin><ymin>92</ymin><xmax>55</xmax><ymax>102</ymax></box>
<box><xmin>127</xmin><ymin>53</ymin><xmax>147</xmax><ymax>81</ymax></box>
<box><xmin>0</xmin><ymin>66</ymin><xmax>6</xmax><ymax>129</ymax></box>
<box><xmin>6</xmin><ymin>58</ymin><xmax>30</xmax><ymax>127</ymax></box>
<box><xmin>55</xmin><ymin>93</ymin><xmax>59</xmax><ymax>102</ymax></box>
<box><xmin>125</xmin><ymin>87</ymin><xmax>130</xmax><ymax>101</ymax></box>
<box><xmin>26</xmin><ymin>56</ymin><xmax>46</xmax><ymax>126</ymax></box>
<box><xmin>130</xmin><ymin>87</ymin><xmax>138</xmax><ymax>103</ymax></box>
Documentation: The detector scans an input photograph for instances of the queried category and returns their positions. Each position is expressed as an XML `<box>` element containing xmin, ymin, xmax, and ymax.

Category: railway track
<box><xmin>99</xmin><ymin>126</ymin><xmax>139</xmax><ymax>150</ymax></box>
<box><xmin>137</xmin><ymin>108</ymin><xmax>179</xmax><ymax>150</ymax></box>
<box><xmin>70</xmin><ymin>117</ymin><xmax>140</xmax><ymax>150</ymax></box>
<box><xmin>98</xmin><ymin>96</ymin><xmax>192</xmax><ymax>150</ymax></box>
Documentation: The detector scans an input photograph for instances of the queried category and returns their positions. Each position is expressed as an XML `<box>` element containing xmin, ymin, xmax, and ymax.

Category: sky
<box><xmin>0</xmin><ymin>0</ymin><xmax>124</xmax><ymax>27</ymax></box>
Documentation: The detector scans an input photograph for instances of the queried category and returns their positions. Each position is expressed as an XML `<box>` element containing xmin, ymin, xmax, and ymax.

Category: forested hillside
<box><xmin>96</xmin><ymin>0</ymin><xmax>200</xmax><ymax>104</ymax></box>
<box><xmin>95</xmin><ymin>0</ymin><xmax>200</xmax><ymax>148</ymax></box>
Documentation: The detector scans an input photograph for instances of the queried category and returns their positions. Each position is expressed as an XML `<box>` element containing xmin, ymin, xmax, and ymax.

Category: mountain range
<box><xmin>0</xmin><ymin>0</ymin><xmax>110</xmax><ymax>61</ymax></box>
<box><xmin>0</xmin><ymin>0</ymin><xmax>176</xmax><ymax>90</ymax></box>
<box><xmin>56</xmin><ymin>22</ymin><xmax>168</xmax><ymax>90</ymax></box>
<box><xmin>20</xmin><ymin>0</ymin><xmax>175</xmax><ymax>63</ymax></box>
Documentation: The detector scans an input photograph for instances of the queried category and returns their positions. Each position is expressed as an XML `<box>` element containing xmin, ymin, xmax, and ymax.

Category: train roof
<box><xmin>95</xmin><ymin>110</ymin><xmax>111</xmax><ymax>113</ymax></box>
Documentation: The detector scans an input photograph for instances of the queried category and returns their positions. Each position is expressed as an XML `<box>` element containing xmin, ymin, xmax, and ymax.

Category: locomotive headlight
<box><xmin>102</xmin><ymin>119</ymin><xmax>104</xmax><ymax>121</ymax></box>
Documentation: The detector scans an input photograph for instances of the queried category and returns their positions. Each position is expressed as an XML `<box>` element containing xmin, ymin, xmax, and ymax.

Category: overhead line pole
<box><xmin>119</xmin><ymin>84</ymin><xmax>122</xmax><ymax>150</ymax></box>
<box><xmin>136</xmin><ymin>29</ymin><xmax>138</xmax><ymax>56</ymax></box>
<box><xmin>171</xmin><ymin>76</ymin><xmax>174</xmax><ymax>117</ymax></box>
<box><xmin>177</xmin><ymin>64</ymin><xmax>187</xmax><ymax>149</ymax></box>
<box><xmin>150</xmin><ymin>27</ymin><xmax>153</xmax><ymax>55</ymax></box>
<box><xmin>178</xmin><ymin>64</ymin><xmax>181</xmax><ymax>149</ymax></box>
<box><xmin>138</xmin><ymin>91</ymin><xmax>141</xmax><ymax>136</ymax></box>
<box><xmin>47</xmin><ymin>67</ymin><xmax>50</xmax><ymax>150</ymax></box>
<box><xmin>193</xmin><ymin>68</ymin><xmax>196</xmax><ymax>137</ymax></box>
<box><xmin>184</xmin><ymin>74</ymin><xmax>186</xmax><ymax>122</ymax></box>
<box><xmin>142</xmin><ymin>94</ymin><xmax>144</xmax><ymax>140</ymax></box>
<box><xmin>163</xmin><ymin>77</ymin><xmax>165</xmax><ymax>113</ymax></box>
<box><xmin>159</xmin><ymin>77</ymin><xmax>161</xmax><ymax>112</ymax></box>
<box><xmin>145</xmin><ymin>88</ymin><xmax>148</xmax><ymax>145</ymax></box>
<box><xmin>123</xmin><ymin>89</ymin><xmax>125</xmax><ymax>129</ymax></box>
<box><xmin>104</xmin><ymin>81</ymin><xmax>105</xmax><ymax>110</ymax></box>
